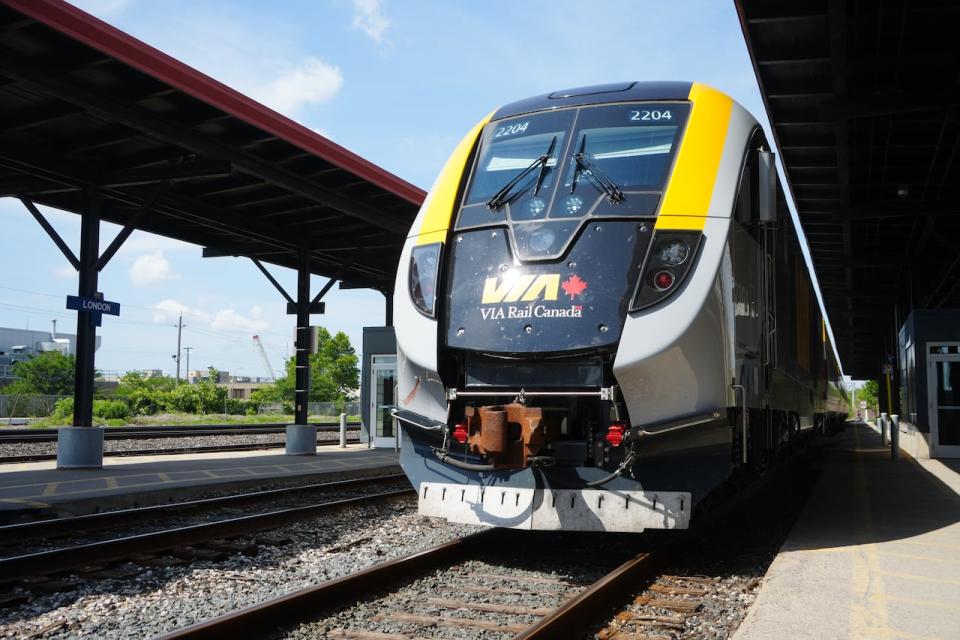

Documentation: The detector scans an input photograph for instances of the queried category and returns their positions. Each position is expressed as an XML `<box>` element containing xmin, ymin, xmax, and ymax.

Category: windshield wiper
<box><xmin>570</xmin><ymin>135</ymin><xmax>625</xmax><ymax>204</ymax></box>
<box><xmin>487</xmin><ymin>136</ymin><xmax>557</xmax><ymax>210</ymax></box>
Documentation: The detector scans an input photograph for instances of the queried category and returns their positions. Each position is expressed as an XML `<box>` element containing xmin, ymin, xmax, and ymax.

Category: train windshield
<box><xmin>458</xmin><ymin>102</ymin><xmax>689</xmax><ymax>232</ymax></box>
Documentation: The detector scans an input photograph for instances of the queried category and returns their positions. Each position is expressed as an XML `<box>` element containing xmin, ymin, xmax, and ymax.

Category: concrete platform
<box><xmin>735</xmin><ymin>423</ymin><xmax>960</xmax><ymax>640</ymax></box>
<box><xmin>0</xmin><ymin>444</ymin><xmax>400</xmax><ymax>521</ymax></box>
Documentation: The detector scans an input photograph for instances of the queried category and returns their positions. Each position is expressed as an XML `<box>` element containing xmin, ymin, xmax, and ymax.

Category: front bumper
<box><xmin>418</xmin><ymin>482</ymin><xmax>691</xmax><ymax>533</ymax></box>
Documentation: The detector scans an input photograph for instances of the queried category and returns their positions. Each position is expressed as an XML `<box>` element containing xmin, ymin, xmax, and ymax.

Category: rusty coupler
<box><xmin>463</xmin><ymin>403</ymin><xmax>545</xmax><ymax>468</ymax></box>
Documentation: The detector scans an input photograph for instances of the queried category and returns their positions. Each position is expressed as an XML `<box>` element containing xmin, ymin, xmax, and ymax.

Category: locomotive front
<box><xmin>393</xmin><ymin>82</ymin><xmax>752</xmax><ymax>532</ymax></box>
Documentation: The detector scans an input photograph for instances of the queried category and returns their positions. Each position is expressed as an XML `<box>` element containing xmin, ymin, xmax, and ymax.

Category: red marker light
<box><xmin>653</xmin><ymin>270</ymin><xmax>675</xmax><ymax>290</ymax></box>
<box><xmin>605</xmin><ymin>423</ymin><xmax>626</xmax><ymax>447</ymax></box>
<box><xmin>452</xmin><ymin>423</ymin><xmax>468</xmax><ymax>444</ymax></box>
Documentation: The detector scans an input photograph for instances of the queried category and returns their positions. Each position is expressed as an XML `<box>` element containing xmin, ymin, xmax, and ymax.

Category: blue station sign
<box><xmin>66</xmin><ymin>295</ymin><xmax>120</xmax><ymax>327</ymax></box>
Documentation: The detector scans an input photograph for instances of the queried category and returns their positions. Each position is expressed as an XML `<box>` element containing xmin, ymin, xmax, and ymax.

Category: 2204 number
<box><xmin>629</xmin><ymin>110</ymin><xmax>673</xmax><ymax>121</ymax></box>
<box><xmin>495</xmin><ymin>121</ymin><xmax>530</xmax><ymax>138</ymax></box>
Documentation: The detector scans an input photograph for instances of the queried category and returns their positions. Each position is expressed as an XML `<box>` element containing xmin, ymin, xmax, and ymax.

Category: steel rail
<box><xmin>156</xmin><ymin>529</ymin><xmax>504</xmax><ymax>640</ymax></box>
<box><xmin>0</xmin><ymin>486</ymin><xmax>413</xmax><ymax>585</ymax></box>
<box><xmin>0</xmin><ymin>437</ymin><xmax>361</xmax><ymax>464</ymax></box>
<box><xmin>0</xmin><ymin>422</ymin><xmax>361</xmax><ymax>442</ymax></box>
<box><xmin>0</xmin><ymin>472</ymin><xmax>405</xmax><ymax>544</ymax></box>
<box><xmin>512</xmin><ymin>539</ymin><xmax>681</xmax><ymax>639</ymax></box>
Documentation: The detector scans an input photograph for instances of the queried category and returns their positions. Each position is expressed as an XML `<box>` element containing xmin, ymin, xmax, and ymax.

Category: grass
<box><xmin>29</xmin><ymin>413</ymin><xmax>362</xmax><ymax>428</ymax></box>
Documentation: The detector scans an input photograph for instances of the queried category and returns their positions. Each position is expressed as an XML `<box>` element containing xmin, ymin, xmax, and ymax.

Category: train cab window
<box><xmin>458</xmin><ymin>109</ymin><xmax>575</xmax><ymax>229</ymax></box>
<box><xmin>558</xmin><ymin>103</ymin><xmax>688</xmax><ymax>218</ymax></box>
<box><xmin>456</xmin><ymin>102</ymin><xmax>689</xmax><ymax>232</ymax></box>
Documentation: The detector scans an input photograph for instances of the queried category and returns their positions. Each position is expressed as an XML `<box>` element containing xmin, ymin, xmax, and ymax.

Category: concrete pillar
<box><xmin>285</xmin><ymin>424</ymin><xmax>317</xmax><ymax>455</ymax></box>
<box><xmin>57</xmin><ymin>426</ymin><xmax>104</xmax><ymax>469</ymax></box>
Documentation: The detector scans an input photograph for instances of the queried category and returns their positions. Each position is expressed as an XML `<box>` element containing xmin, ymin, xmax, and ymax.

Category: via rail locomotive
<box><xmin>392</xmin><ymin>82</ymin><xmax>847</xmax><ymax>533</ymax></box>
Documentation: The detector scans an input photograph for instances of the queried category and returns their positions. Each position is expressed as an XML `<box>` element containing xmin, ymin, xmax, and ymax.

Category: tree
<box><xmin>271</xmin><ymin>328</ymin><xmax>359</xmax><ymax>405</ymax></box>
<box><xmin>7</xmin><ymin>352</ymin><xmax>75</xmax><ymax>395</ymax></box>
<box><xmin>168</xmin><ymin>368</ymin><xmax>226</xmax><ymax>413</ymax></box>
<box><xmin>859</xmin><ymin>380</ymin><xmax>880</xmax><ymax>411</ymax></box>
<box><xmin>113</xmin><ymin>371</ymin><xmax>176</xmax><ymax>415</ymax></box>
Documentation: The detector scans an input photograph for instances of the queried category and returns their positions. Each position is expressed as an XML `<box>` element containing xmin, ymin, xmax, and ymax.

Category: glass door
<box><xmin>928</xmin><ymin>344</ymin><xmax>960</xmax><ymax>458</ymax></box>
<box><xmin>370</xmin><ymin>356</ymin><xmax>398</xmax><ymax>449</ymax></box>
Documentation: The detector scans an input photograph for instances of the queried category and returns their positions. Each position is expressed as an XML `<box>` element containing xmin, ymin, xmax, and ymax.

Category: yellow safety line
<box><xmin>656</xmin><ymin>82</ymin><xmax>733</xmax><ymax>231</ymax></box>
<box><xmin>41</xmin><ymin>482</ymin><xmax>59</xmax><ymax>497</ymax></box>
<box><xmin>849</xmin><ymin>425</ymin><xmax>891</xmax><ymax>640</ymax></box>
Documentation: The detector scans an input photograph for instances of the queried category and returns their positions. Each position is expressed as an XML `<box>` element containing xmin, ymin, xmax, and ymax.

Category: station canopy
<box><xmin>0</xmin><ymin>0</ymin><xmax>425</xmax><ymax>291</ymax></box>
<box><xmin>736</xmin><ymin>0</ymin><xmax>960</xmax><ymax>379</ymax></box>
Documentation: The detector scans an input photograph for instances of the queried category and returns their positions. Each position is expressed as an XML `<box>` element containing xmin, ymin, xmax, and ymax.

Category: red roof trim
<box><xmin>3</xmin><ymin>0</ymin><xmax>426</xmax><ymax>205</ymax></box>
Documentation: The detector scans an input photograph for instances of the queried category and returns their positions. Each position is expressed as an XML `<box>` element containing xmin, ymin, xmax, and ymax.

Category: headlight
<box><xmin>409</xmin><ymin>243</ymin><xmax>442</xmax><ymax>317</ymax></box>
<box><xmin>630</xmin><ymin>231</ymin><xmax>701</xmax><ymax>312</ymax></box>
<box><xmin>656</xmin><ymin>239</ymin><xmax>689</xmax><ymax>266</ymax></box>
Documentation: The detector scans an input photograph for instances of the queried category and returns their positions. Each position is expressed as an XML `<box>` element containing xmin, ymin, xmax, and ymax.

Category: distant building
<box><xmin>0</xmin><ymin>325</ymin><xmax>101</xmax><ymax>380</ymax></box>
<box><xmin>220</xmin><ymin>380</ymin><xmax>270</xmax><ymax>400</ymax></box>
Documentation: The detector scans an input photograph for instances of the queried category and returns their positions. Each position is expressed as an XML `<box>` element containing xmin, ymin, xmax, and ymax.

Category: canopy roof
<box><xmin>736</xmin><ymin>0</ymin><xmax>960</xmax><ymax>378</ymax></box>
<box><xmin>0</xmin><ymin>0</ymin><xmax>425</xmax><ymax>290</ymax></box>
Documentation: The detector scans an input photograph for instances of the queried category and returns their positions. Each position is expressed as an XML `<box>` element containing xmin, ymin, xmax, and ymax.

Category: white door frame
<box><xmin>369</xmin><ymin>355</ymin><xmax>399</xmax><ymax>450</ymax></box>
<box><xmin>926</xmin><ymin>342</ymin><xmax>960</xmax><ymax>458</ymax></box>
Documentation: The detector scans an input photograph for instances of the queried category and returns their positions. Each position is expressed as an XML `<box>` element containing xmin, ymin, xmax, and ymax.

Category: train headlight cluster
<box><xmin>630</xmin><ymin>231</ymin><xmax>702</xmax><ymax>311</ymax></box>
<box><xmin>408</xmin><ymin>242</ymin><xmax>442</xmax><ymax>317</ymax></box>
<box><xmin>656</xmin><ymin>239</ymin><xmax>689</xmax><ymax>266</ymax></box>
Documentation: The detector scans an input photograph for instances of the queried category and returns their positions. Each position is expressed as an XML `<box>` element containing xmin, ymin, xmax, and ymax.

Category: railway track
<box><xmin>0</xmin><ymin>473</ymin><xmax>411</xmax><ymax>588</ymax></box>
<box><xmin>0</xmin><ymin>423</ymin><xmax>363</xmax><ymax>464</ymax></box>
<box><xmin>0</xmin><ymin>422</ymin><xmax>360</xmax><ymax>442</ymax></box>
<box><xmin>0</xmin><ymin>436</ymin><xmax>361</xmax><ymax>464</ymax></box>
<box><xmin>156</xmin><ymin>450</ymin><xmax>821</xmax><ymax>639</ymax></box>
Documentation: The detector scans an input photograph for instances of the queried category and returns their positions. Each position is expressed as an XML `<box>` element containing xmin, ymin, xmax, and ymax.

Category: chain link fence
<box><xmin>0</xmin><ymin>395</ymin><xmax>69</xmax><ymax>418</ymax></box>
<box><xmin>255</xmin><ymin>400</ymin><xmax>360</xmax><ymax>419</ymax></box>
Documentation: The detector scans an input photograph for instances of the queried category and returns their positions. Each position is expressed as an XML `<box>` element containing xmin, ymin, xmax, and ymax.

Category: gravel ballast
<box><xmin>0</xmin><ymin>497</ymin><xmax>481</xmax><ymax>639</ymax></box>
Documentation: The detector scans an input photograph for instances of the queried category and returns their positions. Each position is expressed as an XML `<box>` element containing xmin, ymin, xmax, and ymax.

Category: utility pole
<box><xmin>174</xmin><ymin>313</ymin><xmax>185</xmax><ymax>383</ymax></box>
<box><xmin>183</xmin><ymin>347</ymin><xmax>192</xmax><ymax>383</ymax></box>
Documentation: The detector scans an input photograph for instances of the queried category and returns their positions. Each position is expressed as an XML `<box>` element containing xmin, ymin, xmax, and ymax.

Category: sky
<box><xmin>0</xmin><ymin>0</ymin><xmax>837</xmax><ymax>380</ymax></box>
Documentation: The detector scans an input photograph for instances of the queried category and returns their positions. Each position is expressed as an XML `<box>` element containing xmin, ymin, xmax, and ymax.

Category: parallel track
<box><xmin>0</xmin><ymin>436</ymin><xmax>361</xmax><ymax>464</ymax></box>
<box><xmin>0</xmin><ymin>473</ymin><xmax>410</xmax><ymax>586</ymax></box>
<box><xmin>0</xmin><ymin>422</ymin><xmax>360</xmax><ymax>442</ymax></box>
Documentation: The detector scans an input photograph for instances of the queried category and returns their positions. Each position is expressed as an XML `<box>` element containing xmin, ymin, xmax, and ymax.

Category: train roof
<box><xmin>493</xmin><ymin>81</ymin><xmax>694</xmax><ymax>120</ymax></box>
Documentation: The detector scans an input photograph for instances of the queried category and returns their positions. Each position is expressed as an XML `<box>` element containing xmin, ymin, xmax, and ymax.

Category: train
<box><xmin>391</xmin><ymin>81</ymin><xmax>848</xmax><ymax>533</ymax></box>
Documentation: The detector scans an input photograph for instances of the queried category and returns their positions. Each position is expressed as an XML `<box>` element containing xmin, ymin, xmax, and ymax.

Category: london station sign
<box><xmin>66</xmin><ymin>294</ymin><xmax>120</xmax><ymax>327</ymax></box>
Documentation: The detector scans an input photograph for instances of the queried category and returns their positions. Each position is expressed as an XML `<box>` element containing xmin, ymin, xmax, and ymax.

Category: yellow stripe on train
<box><xmin>655</xmin><ymin>83</ymin><xmax>733</xmax><ymax>231</ymax></box>
<box><xmin>414</xmin><ymin>113</ymin><xmax>494</xmax><ymax>245</ymax></box>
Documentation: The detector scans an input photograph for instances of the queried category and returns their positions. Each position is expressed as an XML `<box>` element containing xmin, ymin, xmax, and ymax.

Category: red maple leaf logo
<box><xmin>561</xmin><ymin>274</ymin><xmax>588</xmax><ymax>300</ymax></box>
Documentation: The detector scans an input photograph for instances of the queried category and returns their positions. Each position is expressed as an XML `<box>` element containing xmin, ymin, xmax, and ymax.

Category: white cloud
<box><xmin>251</xmin><ymin>57</ymin><xmax>344</xmax><ymax>114</ymax></box>
<box><xmin>351</xmin><ymin>0</ymin><xmax>390</xmax><ymax>44</ymax></box>
<box><xmin>129</xmin><ymin>251</ymin><xmax>177</xmax><ymax>286</ymax></box>
<box><xmin>211</xmin><ymin>308</ymin><xmax>268</xmax><ymax>332</ymax></box>
<box><xmin>53</xmin><ymin>264</ymin><xmax>76</xmax><ymax>279</ymax></box>
<box><xmin>153</xmin><ymin>299</ymin><xmax>268</xmax><ymax>332</ymax></box>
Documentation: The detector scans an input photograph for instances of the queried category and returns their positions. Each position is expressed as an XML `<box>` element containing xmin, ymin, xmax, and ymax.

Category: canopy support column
<box><xmin>57</xmin><ymin>186</ymin><xmax>105</xmax><ymax>469</ymax></box>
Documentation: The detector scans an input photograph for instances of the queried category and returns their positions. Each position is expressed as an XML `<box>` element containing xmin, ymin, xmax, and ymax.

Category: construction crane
<box><xmin>252</xmin><ymin>335</ymin><xmax>277</xmax><ymax>382</ymax></box>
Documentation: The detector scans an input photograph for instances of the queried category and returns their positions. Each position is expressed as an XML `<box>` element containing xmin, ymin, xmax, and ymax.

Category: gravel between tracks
<box><xmin>0</xmin><ymin>429</ymin><xmax>359</xmax><ymax>458</ymax></box>
<box><xmin>0</xmin><ymin>497</ymin><xmax>481</xmax><ymax>640</ymax></box>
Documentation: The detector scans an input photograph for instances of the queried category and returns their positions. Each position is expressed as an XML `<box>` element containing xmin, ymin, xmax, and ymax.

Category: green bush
<box><xmin>224</xmin><ymin>399</ymin><xmax>247</xmax><ymax>415</ymax></box>
<box><xmin>93</xmin><ymin>399</ymin><xmax>130</xmax><ymax>420</ymax></box>
<box><xmin>51</xmin><ymin>397</ymin><xmax>74</xmax><ymax>421</ymax></box>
